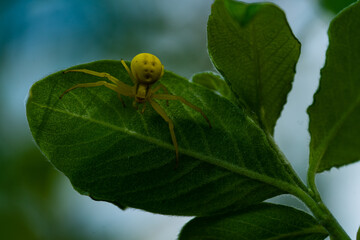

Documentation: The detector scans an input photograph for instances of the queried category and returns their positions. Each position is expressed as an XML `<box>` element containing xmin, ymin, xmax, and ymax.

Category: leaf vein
<box><xmin>31</xmin><ymin>101</ymin><xmax>300</xmax><ymax>195</ymax></box>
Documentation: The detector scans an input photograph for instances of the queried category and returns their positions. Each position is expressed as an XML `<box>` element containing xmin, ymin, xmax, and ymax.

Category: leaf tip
<box><xmin>224</xmin><ymin>0</ymin><xmax>265</xmax><ymax>26</ymax></box>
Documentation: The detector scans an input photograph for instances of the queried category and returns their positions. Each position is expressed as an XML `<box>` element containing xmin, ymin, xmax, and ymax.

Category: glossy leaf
<box><xmin>26</xmin><ymin>60</ymin><xmax>303</xmax><ymax>216</ymax></box>
<box><xmin>179</xmin><ymin>203</ymin><xmax>328</xmax><ymax>240</ymax></box>
<box><xmin>208</xmin><ymin>0</ymin><xmax>300</xmax><ymax>135</ymax></box>
<box><xmin>308</xmin><ymin>1</ymin><xmax>360</xmax><ymax>173</ymax></box>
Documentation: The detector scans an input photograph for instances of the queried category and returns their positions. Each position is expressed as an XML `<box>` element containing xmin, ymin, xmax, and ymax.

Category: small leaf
<box><xmin>26</xmin><ymin>60</ymin><xmax>303</xmax><ymax>216</ymax></box>
<box><xmin>191</xmin><ymin>72</ymin><xmax>239</xmax><ymax>105</ymax></box>
<box><xmin>308</xmin><ymin>1</ymin><xmax>360</xmax><ymax>173</ymax></box>
<box><xmin>179</xmin><ymin>203</ymin><xmax>328</xmax><ymax>240</ymax></box>
<box><xmin>208</xmin><ymin>0</ymin><xmax>301</xmax><ymax>135</ymax></box>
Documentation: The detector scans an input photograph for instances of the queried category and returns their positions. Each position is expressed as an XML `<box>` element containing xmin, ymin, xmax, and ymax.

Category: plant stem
<box><xmin>293</xmin><ymin>187</ymin><xmax>350</xmax><ymax>240</ymax></box>
<box><xmin>265</xmin><ymin>133</ymin><xmax>308</xmax><ymax>192</ymax></box>
<box><xmin>266</xmin><ymin>133</ymin><xmax>350</xmax><ymax>239</ymax></box>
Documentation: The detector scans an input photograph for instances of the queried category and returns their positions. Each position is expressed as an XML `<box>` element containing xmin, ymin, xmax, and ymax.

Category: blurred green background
<box><xmin>0</xmin><ymin>0</ymin><xmax>359</xmax><ymax>239</ymax></box>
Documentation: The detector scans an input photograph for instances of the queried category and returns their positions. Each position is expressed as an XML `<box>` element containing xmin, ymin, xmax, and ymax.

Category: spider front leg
<box><xmin>149</xmin><ymin>99</ymin><xmax>179</xmax><ymax>167</ymax></box>
<box><xmin>63</xmin><ymin>69</ymin><xmax>134</xmax><ymax>94</ymax></box>
<box><xmin>152</xmin><ymin>94</ymin><xmax>211</xmax><ymax>128</ymax></box>
<box><xmin>65</xmin><ymin>69</ymin><xmax>120</xmax><ymax>85</ymax></box>
<box><xmin>59</xmin><ymin>81</ymin><xmax>131</xmax><ymax>107</ymax></box>
<box><xmin>121</xmin><ymin>60</ymin><xmax>137</xmax><ymax>84</ymax></box>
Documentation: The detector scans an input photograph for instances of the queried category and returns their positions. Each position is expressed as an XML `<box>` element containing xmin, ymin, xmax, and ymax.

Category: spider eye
<box><xmin>131</xmin><ymin>53</ymin><xmax>163</xmax><ymax>84</ymax></box>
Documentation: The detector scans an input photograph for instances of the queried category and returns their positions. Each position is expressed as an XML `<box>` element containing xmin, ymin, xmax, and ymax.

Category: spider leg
<box><xmin>121</xmin><ymin>60</ymin><xmax>137</xmax><ymax>84</ymax></box>
<box><xmin>160</xmin><ymin>65</ymin><xmax>165</xmax><ymax>79</ymax></box>
<box><xmin>117</xmin><ymin>93</ymin><xmax>126</xmax><ymax>108</ymax></box>
<box><xmin>141</xmin><ymin>102</ymin><xmax>147</xmax><ymax>114</ymax></box>
<box><xmin>59</xmin><ymin>81</ymin><xmax>132</xmax><ymax>102</ymax></box>
<box><xmin>152</xmin><ymin>94</ymin><xmax>211</xmax><ymax>128</ymax></box>
<box><xmin>64</xmin><ymin>69</ymin><xmax>134</xmax><ymax>94</ymax></box>
<box><xmin>152</xmin><ymin>83</ymin><xmax>169</xmax><ymax>94</ymax></box>
<box><xmin>152</xmin><ymin>83</ymin><xmax>169</xmax><ymax>106</ymax></box>
<box><xmin>149</xmin><ymin>99</ymin><xmax>179</xmax><ymax>167</ymax></box>
<box><xmin>132</xmin><ymin>100</ymin><xmax>139</xmax><ymax>109</ymax></box>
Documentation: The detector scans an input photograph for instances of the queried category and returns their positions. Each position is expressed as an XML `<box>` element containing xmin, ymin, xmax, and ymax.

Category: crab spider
<box><xmin>60</xmin><ymin>53</ymin><xmax>211</xmax><ymax>166</ymax></box>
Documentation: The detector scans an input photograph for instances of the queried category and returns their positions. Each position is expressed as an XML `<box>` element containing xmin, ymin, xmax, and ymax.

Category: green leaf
<box><xmin>179</xmin><ymin>203</ymin><xmax>328</xmax><ymax>240</ymax></box>
<box><xmin>319</xmin><ymin>0</ymin><xmax>357</xmax><ymax>14</ymax></box>
<box><xmin>307</xmin><ymin>1</ymin><xmax>360</xmax><ymax>174</ymax></box>
<box><xmin>26</xmin><ymin>60</ymin><xmax>303</xmax><ymax>216</ymax></box>
<box><xmin>191</xmin><ymin>72</ymin><xmax>239</xmax><ymax>105</ymax></box>
<box><xmin>208</xmin><ymin>0</ymin><xmax>301</xmax><ymax>135</ymax></box>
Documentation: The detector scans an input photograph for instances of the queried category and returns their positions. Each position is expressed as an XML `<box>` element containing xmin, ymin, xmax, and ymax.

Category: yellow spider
<box><xmin>60</xmin><ymin>53</ymin><xmax>211</xmax><ymax>165</ymax></box>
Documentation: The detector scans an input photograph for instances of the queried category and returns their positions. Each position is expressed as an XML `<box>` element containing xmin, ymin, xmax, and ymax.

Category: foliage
<box><xmin>179</xmin><ymin>203</ymin><xmax>328</xmax><ymax>240</ymax></box>
<box><xmin>26</xmin><ymin>60</ymin><xmax>299</xmax><ymax>216</ymax></box>
<box><xmin>307</xmin><ymin>1</ymin><xmax>360</xmax><ymax>173</ymax></box>
<box><xmin>207</xmin><ymin>0</ymin><xmax>301</xmax><ymax>135</ymax></box>
<box><xmin>26</xmin><ymin>0</ymin><xmax>360</xmax><ymax>239</ymax></box>
<box><xmin>319</xmin><ymin>0</ymin><xmax>357</xmax><ymax>14</ymax></box>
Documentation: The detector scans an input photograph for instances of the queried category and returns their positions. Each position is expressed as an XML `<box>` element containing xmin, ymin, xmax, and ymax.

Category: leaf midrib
<box><xmin>234</xmin><ymin>217</ymin><xmax>326</xmax><ymax>240</ymax></box>
<box><xmin>250</xmin><ymin>20</ymin><xmax>263</xmax><ymax>125</ymax></box>
<box><xmin>264</xmin><ymin>225</ymin><xmax>328</xmax><ymax>240</ymax></box>
<box><xmin>31</xmin><ymin>101</ymin><xmax>301</xmax><ymax>195</ymax></box>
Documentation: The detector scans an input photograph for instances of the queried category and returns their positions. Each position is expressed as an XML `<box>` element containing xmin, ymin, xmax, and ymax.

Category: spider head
<box><xmin>131</xmin><ymin>53</ymin><xmax>164</xmax><ymax>85</ymax></box>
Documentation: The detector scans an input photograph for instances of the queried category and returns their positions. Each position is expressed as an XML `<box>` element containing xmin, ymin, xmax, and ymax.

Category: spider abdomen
<box><xmin>131</xmin><ymin>53</ymin><xmax>164</xmax><ymax>84</ymax></box>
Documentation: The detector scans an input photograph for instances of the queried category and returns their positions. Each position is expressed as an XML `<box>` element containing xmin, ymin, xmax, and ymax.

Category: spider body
<box><xmin>60</xmin><ymin>53</ymin><xmax>211</xmax><ymax>166</ymax></box>
<box><xmin>130</xmin><ymin>53</ymin><xmax>164</xmax><ymax>103</ymax></box>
